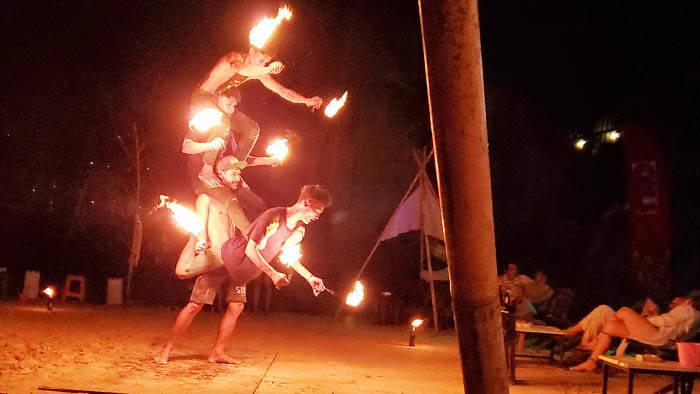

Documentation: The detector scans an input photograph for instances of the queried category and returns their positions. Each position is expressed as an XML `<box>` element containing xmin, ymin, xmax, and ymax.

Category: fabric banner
<box><xmin>378</xmin><ymin>179</ymin><xmax>444</xmax><ymax>242</ymax></box>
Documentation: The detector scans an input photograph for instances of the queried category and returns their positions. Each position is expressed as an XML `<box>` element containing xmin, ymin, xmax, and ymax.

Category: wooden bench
<box><xmin>599</xmin><ymin>354</ymin><xmax>700</xmax><ymax>394</ymax></box>
<box><xmin>504</xmin><ymin>321</ymin><xmax>566</xmax><ymax>382</ymax></box>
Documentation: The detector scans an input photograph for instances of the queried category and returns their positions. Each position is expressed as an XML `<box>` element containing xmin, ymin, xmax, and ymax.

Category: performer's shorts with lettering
<box><xmin>190</xmin><ymin>268</ymin><xmax>246</xmax><ymax>305</ymax></box>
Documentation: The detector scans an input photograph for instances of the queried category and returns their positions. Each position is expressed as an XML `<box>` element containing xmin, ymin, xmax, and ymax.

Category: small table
<box><xmin>505</xmin><ymin>322</ymin><xmax>566</xmax><ymax>382</ymax></box>
<box><xmin>599</xmin><ymin>354</ymin><xmax>700</xmax><ymax>394</ymax></box>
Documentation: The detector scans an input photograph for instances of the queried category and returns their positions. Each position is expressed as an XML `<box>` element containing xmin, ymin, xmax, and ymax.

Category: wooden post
<box><xmin>419</xmin><ymin>0</ymin><xmax>509</xmax><ymax>392</ymax></box>
<box><xmin>125</xmin><ymin>122</ymin><xmax>143</xmax><ymax>303</ymax></box>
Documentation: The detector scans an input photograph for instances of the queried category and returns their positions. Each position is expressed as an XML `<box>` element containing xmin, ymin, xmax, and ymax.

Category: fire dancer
<box><xmin>189</xmin><ymin>46</ymin><xmax>322</xmax><ymax>188</ymax></box>
<box><xmin>176</xmin><ymin>184</ymin><xmax>331</xmax><ymax>295</ymax></box>
<box><xmin>155</xmin><ymin>156</ymin><xmax>253</xmax><ymax>365</ymax></box>
<box><xmin>184</xmin><ymin>88</ymin><xmax>280</xmax><ymax>191</ymax></box>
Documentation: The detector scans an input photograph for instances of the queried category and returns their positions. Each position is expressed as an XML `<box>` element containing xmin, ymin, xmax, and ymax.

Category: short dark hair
<box><xmin>297</xmin><ymin>185</ymin><xmax>332</xmax><ymax>208</ymax></box>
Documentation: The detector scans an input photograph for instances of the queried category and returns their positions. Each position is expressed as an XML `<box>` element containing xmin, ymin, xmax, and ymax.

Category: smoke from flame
<box><xmin>249</xmin><ymin>6</ymin><xmax>293</xmax><ymax>49</ymax></box>
<box><xmin>345</xmin><ymin>281</ymin><xmax>364</xmax><ymax>307</ymax></box>
<box><xmin>157</xmin><ymin>195</ymin><xmax>204</xmax><ymax>235</ymax></box>
<box><xmin>324</xmin><ymin>91</ymin><xmax>348</xmax><ymax>118</ymax></box>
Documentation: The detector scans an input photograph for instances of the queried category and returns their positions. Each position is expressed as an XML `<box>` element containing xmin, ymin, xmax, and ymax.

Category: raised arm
<box><xmin>258</xmin><ymin>75</ymin><xmax>323</xmax><ymax>109</ymax></box>
<box><xmin>194</xmin><ymin>193</ymin><xmax>212</xmax><ymax>246</ymax></box>
<box><xmin>244</xmin><ymin>239</ymin><xmax>290</xmax><ymax>288</ymax></box>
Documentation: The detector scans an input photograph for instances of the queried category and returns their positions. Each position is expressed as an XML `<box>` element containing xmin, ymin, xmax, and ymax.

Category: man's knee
<box><xmin>184</xmin><ymin>301</ymin><xmax>205</xmax><ymax>315</ymax></box>
<box><xmin>615</xmin><ymin>306</ymin><xmax>636</xmax><ymax>319</ymax></box>
<box><xmin>226</xmin><ymin>302</ymin><xmax>245</xmax><ymax>316</ymax></box>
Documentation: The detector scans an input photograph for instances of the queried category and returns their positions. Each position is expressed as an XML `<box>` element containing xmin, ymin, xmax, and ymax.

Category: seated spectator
<box><xmin>570</xmin><ymin>291</ymin><xmax>700</xmax><ymax>372</ymax></box>
<box><xmin>499</xmin><ymin>263</ymin><xmax>534</xmax><ymax>321</ymax></box>
<box><xmin>562</xmin><ymin>298</ymin><xmax>659</xmax><ymax>351</ymax></box>
<box><xmin>524</xmin><ymin>270</ymin><xmax>555</xmax><ymax>308</ymax></box>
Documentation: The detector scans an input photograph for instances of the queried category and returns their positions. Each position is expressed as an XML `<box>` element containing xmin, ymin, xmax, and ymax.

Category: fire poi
<box><xmin>249</xmin><ymin>6</ymin><xmax>293</xmax><ymax>49</ymax></box>
<box><xmin>157</xmin><ymin>195</ymin><xmax>204</xmax><ymax>236</ymax></box>
<box><xmin>345</xmin><ymin>281</ymin><xmax>365</xmax><ymax>307</ymax></box>
<box><xmin>324</xmin><ymin>91</ymin><xmax>348</xmax><ymax>118</ymax></box>
<box><xmin>188</xmin><ymin>108</ymin><xmax>223</xmax><ymax>132</ymax></box>
<box><xmin>265</xmin><ymin>138</ymin><xmax>289</xmax><ymax>161</ymax></box>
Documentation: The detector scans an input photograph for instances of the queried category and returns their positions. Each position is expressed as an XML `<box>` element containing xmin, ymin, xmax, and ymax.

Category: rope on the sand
<box><xmin>252</xmin><ymin>351</ymin><xmax>279</xmax><ymax>394</ymax></box>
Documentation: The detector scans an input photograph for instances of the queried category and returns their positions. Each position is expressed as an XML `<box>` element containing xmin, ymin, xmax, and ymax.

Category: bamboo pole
<box><xmin>418</xmin><ymin>0</ymin><xmax>509</xmax><ymax>392</ymax></box>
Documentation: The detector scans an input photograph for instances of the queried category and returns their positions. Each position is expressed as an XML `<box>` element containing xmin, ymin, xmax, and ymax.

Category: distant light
<box><xmin>89</xmin><ymin>161</ymin><xmax>94</xmax><ymax>166</ymax></box>
<box><xmin>51</xmin><ymin>184</ymin><xmax>56</xmax><ymax>189</ymax></box>
<box><xmin>31</xmin><ymin>187</ymin><xmax>37</xmax><ymax>193</ymax></box>
<box><xmin>146</xmin><ymin>166</ymin><xmax>150</xmax><ymax>171</ymax></box>
<box><xmin>574</xmin><ymin>139</ymin><xmax>587</xmax><ymax>150</ymax></box>
<box><xmin>411</xmin><ymin>319</ymin><xmax>424</xmax><ymax>328</ymax></box>
<box><xmin>90</xmin><ymin>200</ymin><xmax>95</xmax><ymax>205</ymax></box>
<box><xmin>605</xmin><ymin>130</ymin><xmax>621</xmax><ymax>143</ymax></box>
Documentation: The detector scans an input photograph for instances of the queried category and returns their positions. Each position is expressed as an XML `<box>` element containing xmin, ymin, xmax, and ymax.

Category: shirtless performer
<box><xmin>155</xmin><ymin>156</ymin><xmax>256</xmax><ymax>365</ymax></box>
<box><xmin>188</xmin><ymin>47</ymin><xmax>323</xmax><ymax>188</ymax></box>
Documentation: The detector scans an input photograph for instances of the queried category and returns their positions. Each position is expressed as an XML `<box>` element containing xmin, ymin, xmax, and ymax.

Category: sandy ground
<box><xmin>0</xmin><ymin>301</ymin><xmax>684</xmax><ymax>394</ymax></box>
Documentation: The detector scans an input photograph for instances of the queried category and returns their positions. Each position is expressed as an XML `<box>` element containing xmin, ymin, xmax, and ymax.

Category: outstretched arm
<box><xmin>245</xmin><ymin>239</ymin><xmax>290</xmax><ymax>288</ymax></box>
<box><xmin>289</xmin><ymin>260</ymin><xmax>325</xmax><ymax>296</ymax></box>
<box><xmin>182</xmin><ymin>137</ymin><xmax>226</xmax><ymax>155</ymax></box>
<box><xmin>258</xmin><ymin>75</ymin><xmax>323</xmax><ymax>109</ymax></box>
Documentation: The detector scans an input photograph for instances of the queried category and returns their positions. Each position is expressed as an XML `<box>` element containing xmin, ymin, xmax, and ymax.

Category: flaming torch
<box><xmin>324</xmin><ymin>91</ymin><xmax>348</xmax><ymax>118</ymax></box>
<box><xmin>189</xmin><ymin>108</ymin><xmax>223</xmax><ymax>132</ymax></box>
<box><xmin>249</xmin><ymin>6</ymin><xmax>293</xmax><ymax>49</ymax></box>
<box><xmin>345</xmin><ymin>281</ymin><xmax>365</xmax><ymax>307</ymax></box>
<box><xmin>157</xmin><ymin>195</ymin><xmax>204</xmax><ymax>236</ymax></box>
<box><xmin>409</xmin><ymin>318</ymin><xmax>424</xmax><ymax>347</ymax></box>
<box><xmin>266</xmin><ymin>139</ymin><xmax>289</xmax><ymax>161</ymax></box>
<box><xmin>43</xmin><ymin>286</ymin><xmax>56</xmax><ymax>311</ymax></box>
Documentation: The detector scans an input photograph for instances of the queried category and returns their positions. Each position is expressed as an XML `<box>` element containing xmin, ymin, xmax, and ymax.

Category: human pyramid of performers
<box><xmin>155</xmin><ymin>7</ymin><xmax>337</xmax><ymax>365</ymax></box>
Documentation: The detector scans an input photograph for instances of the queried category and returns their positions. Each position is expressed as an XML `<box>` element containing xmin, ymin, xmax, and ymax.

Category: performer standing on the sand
<box><xmin>175</xmin><ymin>184</ymin><xmax>331</xmax><ymax>294</ymax></box>
<box><xmin>155</xmin><ymin>156</ymin><xmax>254</xmax><ymax>365</ymax></box>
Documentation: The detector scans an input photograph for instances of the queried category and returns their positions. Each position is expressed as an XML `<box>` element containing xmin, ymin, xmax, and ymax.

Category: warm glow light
<box><xmin>266</xmin><ymin>139</ymin><xmax>289</xmax><ymax>161</ymax></box>
<box><xmin>279</xmin><ymin>243</ymin><xmax>302</xmax><ymax>266</ymax></box>
<box><xmin>43</xmin><ymin>287</ymin><xmax>55</xmax><ymax>298</ymax></box>
<box><xmin>345</xmin><ymin>281</ymin><xmax>365</xmax><ymax>307</ymax></box>
<box><xmin>189</xmin><ymin>108</ymin><xmax>223</xmax><ymax>132</ymax></box>
<box><xmin>411</xmin><ymin>319</ymin><xmax>424</xmax><ymax>328</ymax></box>
<box><xmin>324</xmin><ymin>91</ymin><xmax>348</xmax><ymax>118</ymax></box>
<box><xmin>574</xmin><ymin>139</ymin><xmax>587</xmax><ymax>150</ymax></box>
<box><xmin>157</xmin><ymin>195</ymin><xmax>204</xmax><ymax>235</ymax></box>
<box><xmin>605</xmin><ymin>130</ymin><xmax>621</xmax><ymax>142</ymax></box>
<box><xmin>249</xmin><ymin>6</ymin><xmax>293</xmax><ymax>49</ymax></box>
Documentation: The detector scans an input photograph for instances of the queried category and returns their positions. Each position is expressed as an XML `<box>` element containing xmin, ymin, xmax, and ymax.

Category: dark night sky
<box><xmin>1</xmin><ymin>1</ymin><xmax>699</xmax><ymax>310</ymax></box>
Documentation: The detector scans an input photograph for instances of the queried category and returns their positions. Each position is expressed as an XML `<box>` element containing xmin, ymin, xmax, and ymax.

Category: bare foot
<box><xmin>208</xmin><ymin>352</ymin><xmax>241</xmax><ymax>364</ymax></box>
<box><xmin>154</xmin><ymin>347</ymin><xmax>171</xmax><ymax>364</ymax></box>
<box><xmin>569</xmin><ymin>358</ymin><xmax>597</xmax><ymax>372</ymax></box>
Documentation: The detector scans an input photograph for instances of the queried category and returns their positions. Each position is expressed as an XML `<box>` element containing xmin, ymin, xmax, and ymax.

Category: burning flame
<box><xmin>279</xmin><ymin>243</ymin><xmax>302</xmax><ymax>266</ymax></box>
<box><xmin>324</xmin><ymin>91</ymin><xmax>348</xmax><ymax>118</ymax></box>
<box><xmin>157</xmin><ymin>195</ymin><xmax>204</xmax><ymax>235</ymax></box>
<box><xmin>249</xmin><ymin>6</ymin><xmax>293</xmax><ymax>49</ymax></box>
<box><xmin>266</xmin><ymin>139</ymin><xmax>289</xmax><ymax>161</ymax></box>
<box><xmin>345</xmin><ymin>281</ymin><xmax>365</xmax><ymax>307</ymax></box>
<box><xmin>189</xmin><ymin>108</ymin><xmax>223</xmax><ymax>132</ymax></box>
<box><xmin>605</xmin><ymin>130</ymin><xmax>621</xmax><ymax>142</ymax></box>
<box><xmin>411</xmin><ymin>319</ymin><xmax>424</xmax><ymax>328</ymax></box>
<box><xmin>574</xmin><ymin>139</ymin><xmax>587</xmax><ymax>150</ymax></box>
<box><xmin>43</xmin><ymin>287</ymin><xmax>55</xmax><ymax>298</ymax></box>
